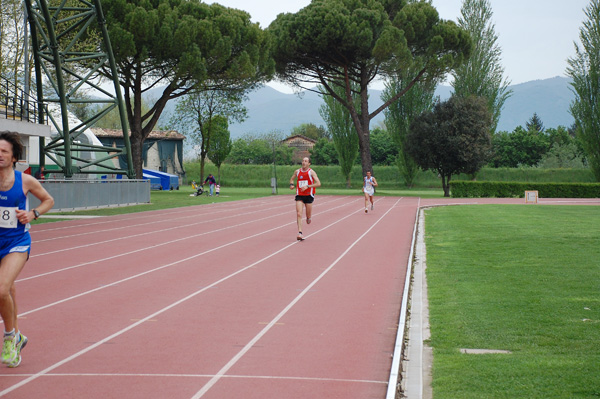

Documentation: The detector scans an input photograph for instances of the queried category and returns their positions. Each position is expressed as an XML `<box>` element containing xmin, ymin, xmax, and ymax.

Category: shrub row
<box><xmin>184</xmin><ymin>163</ymin><xmax>597</xmax><ymax>190</ymax></box>
<box><xmin>450</xmin><ymin>181</ymin><xmax>600</xmax><ymax>198</ymax></box>
<box><xmin>184</xmin><ymin>164</ymin><xmax>420</xmax><ymax>189</ymax></box>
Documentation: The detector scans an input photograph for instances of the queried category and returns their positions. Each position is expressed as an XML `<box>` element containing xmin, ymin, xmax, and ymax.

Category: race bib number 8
<box><xmin>0</xmin><ymin>206</ymin><xmax>18</xmax><ymax>228</ymax></box>
<box><xmin>298</xmin><ymin>180</ymin><xmax>308</xmax><ymax>189</ymax></box>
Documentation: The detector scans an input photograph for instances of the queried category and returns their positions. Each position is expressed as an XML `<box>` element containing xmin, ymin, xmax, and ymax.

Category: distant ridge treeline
<box><xmin>154</xmin><ymin>76</ymin><xmax>575</xmax><ymax>143</ymax></box>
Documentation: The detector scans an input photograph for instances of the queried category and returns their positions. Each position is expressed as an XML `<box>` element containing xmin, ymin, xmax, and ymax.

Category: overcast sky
<box><xmin>207</xmin><ymin>0</ymin><xmax>590</xmax><ymax>92</ymax></box>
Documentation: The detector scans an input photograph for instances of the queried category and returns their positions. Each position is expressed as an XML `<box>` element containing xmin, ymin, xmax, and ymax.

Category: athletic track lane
<box><xmin>0</xmin><ymin>195</ymin><xmax>418</xmax><ymax>399</ymax></box>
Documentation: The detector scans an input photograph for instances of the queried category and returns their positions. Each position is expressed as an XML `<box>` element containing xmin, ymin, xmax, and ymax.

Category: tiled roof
<box><xmin>90</xmin><ymin>128</ymin><xmax>185</xmax><ymax>140</ymax></box>
<box><xmin>281</xmin><ymin>134</ymin><xmax>317</xmax><ymax>144</ymax></box>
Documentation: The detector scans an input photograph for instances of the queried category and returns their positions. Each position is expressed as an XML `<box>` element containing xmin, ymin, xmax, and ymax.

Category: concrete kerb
<box><xmin>387</xmin><ymin>206</ymin><xmax>432</xmax><ymax>399</ymax></box>
<box><xmin>385</xmin><ymin>200</ymin><xmax>421</xmax><ymax>399</ymax></box>
<box><xmin>401</xmin><ymin>208</ymin><xmax>433</xmax><ymax>399</ymax></box>
<box><xmin>389</xmin><ymin>198</ymin><xmax>600</xmax><ymax>398</ymax></box>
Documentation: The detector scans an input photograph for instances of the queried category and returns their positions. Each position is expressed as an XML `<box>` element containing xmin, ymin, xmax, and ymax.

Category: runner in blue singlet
<box><xmin>0</xmin><ymin>131</ymin><xmax>54</xmax><ymax>368</ymax></box>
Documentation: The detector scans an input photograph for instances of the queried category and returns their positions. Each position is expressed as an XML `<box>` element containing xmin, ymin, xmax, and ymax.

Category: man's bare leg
<box><xmin>305</xmin><ymin>202</ymin><xmax>313</xmax><ymax>224</ymax></box>
<box><xmin>296</xmin><ymin>200</ymin><xmax>304</xmax><ymax>240</ymax></box>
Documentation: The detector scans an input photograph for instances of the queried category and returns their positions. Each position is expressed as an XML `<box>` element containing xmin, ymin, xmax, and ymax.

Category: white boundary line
<box><xmin>191</xmin><ymin>198</ymin><xmax>402</xmax><ymax>398</ymax></box>
<box><xmin>0</xmin><ymin>196</ymin><xmax>377</xmax><ymax>396</ymax></box>
<box><xmin>385</xmin><ymin>198</ymin><xmax>420</xmax><ymax>399</ymax></box>
<box><xmin>30</xmin><ymin>197</ymin><xmax>292</xmax><ymax>244</ymax></box>
<box><xmin>14</xmin><ymin>199</ymin><xmax>356</xmax><ymax>317</ymax></box>
<box><xmin>0</xmin><ymin>372</ymin><xmax>386</xmax><ymax>385</ymax></box>
<box><xmin>33</xmin><ymin>196</ymin><xmax>281</xmax><ymax>233</ymax></box>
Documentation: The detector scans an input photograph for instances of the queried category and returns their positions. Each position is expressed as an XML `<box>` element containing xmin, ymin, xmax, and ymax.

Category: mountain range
<box><xmin>157</xmin><ymin>76</ymin><xmax>576</xmax><ymax>140</ymax></box>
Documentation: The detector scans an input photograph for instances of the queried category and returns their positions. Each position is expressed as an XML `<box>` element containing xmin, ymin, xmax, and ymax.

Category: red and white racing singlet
<box><xmin>296</xmin><ymin>168</ymin><xmax>315</xmax><ymax>197</ymax></box>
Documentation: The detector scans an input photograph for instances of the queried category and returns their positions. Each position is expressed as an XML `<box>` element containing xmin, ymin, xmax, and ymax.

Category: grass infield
<box><xmin>424</xmin><ymin>205</ymin><xmax>600</xmax><ymax>399</ymax></box>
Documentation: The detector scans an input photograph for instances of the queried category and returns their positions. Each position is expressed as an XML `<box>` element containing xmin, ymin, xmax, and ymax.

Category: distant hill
<box><xmin>156</xmin><ymin>76</ymin><xmax>575</xmax><ymax>141</ymax></box>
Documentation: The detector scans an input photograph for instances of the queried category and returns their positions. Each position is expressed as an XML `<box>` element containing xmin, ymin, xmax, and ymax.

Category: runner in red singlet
<box><xmin>289</xmin><ymin>157</ymin><xmax>321</xmax><ymax>241</ymax></box>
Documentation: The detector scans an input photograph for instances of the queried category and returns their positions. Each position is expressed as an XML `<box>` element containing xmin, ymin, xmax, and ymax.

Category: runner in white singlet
<box><xmin>362</xmin><ymin>171</ymin><xmax>378</xmax><ymax>213</ymax></box>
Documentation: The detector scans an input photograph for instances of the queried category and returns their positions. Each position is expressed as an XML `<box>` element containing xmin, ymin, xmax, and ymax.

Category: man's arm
<box><xmin>289</xmin><ymin>170</ymin><xmax>298</xmax><ymax>190</ymax></box>
<box><xmin>310</xmin><ymin>170</ymin><xmax>321</xmax><ymax>189</ymax></box>
<box><xmin>17</xmin><ymin>174</ymin><xmax>54</xmax><ymax>223</ymax></box>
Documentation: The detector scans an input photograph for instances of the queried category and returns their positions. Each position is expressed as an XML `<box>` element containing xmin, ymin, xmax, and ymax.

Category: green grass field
<box><xmin>424</xmin><ymin>205</ymin><xmax>600</xmax><ymax>399</ymax></box>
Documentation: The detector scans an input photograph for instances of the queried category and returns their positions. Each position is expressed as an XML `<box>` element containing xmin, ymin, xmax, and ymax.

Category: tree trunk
<box><xmin>356</xmin><ymin>77</ymin><xmax>373</xmax><ymax>177</ymax></box>
<box><xmin>357</xmin><ymin>127</ymin><xmax>373</xmax><ymax>177</ymax></box>
<box><xmin>130</xmin><ymin>132</ymin><xmax>144</xmax><ymax>179</ymax></box>
<box><xmin>442</xmin><ymin>174</ymin><xmax>451</xmax><ymax>197</ymax></box>
<box><xmin>200</xmin><ymin>154</ymin><xmax>206</xmax><ymax>183</ymax></box>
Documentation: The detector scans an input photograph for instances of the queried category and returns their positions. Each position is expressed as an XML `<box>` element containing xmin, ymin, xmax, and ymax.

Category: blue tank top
<box><xmin>0</xmin><ymin>170</ymin><xmax>30</xmax><ymax>238</ymax></box>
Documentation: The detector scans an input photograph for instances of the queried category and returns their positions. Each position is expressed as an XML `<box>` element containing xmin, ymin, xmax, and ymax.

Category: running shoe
<box><xmin>371</xmin><ymin>204</ymin><xmax>374</xmax><ymax>210</ymax></box>
<box><xmin>7</xmin><ymin>333</ymin><xmax>28</xmax><ymax>368</ymax></box>
<box><xmin>365</xmin><ymin>208</ymin><xmax>368</xmax><ymax>213</ymax></box>
<box><xmin>306</xmin><ymin>218</ymin><xmax>311</xmax><ymax>224</ymax></box>
<box><xmin>16</xmin><ymin>333</ymin><xmax>27</xmax><ymax>353</ymax></box>
<box><xmin>297</xmin><ymin>232</ymin><xmax>304</xmax><ymax>241</ymax></box>
<box><xmin>2</xmin><ymin>336</ymin><xmax>17</xmax><ymax>366</ymax></box>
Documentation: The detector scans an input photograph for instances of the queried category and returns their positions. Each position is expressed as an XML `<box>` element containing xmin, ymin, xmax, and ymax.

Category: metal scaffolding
<box><xmin>23</xmin><ymin>0</ymin><xmax>134</xmax><ymax>178</ymax></box>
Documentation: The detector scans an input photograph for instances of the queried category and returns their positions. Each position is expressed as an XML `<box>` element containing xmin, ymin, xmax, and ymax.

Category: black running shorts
<box><xmin>295</xmin><ymin>195</ymin><xmax>314</xmax><ymax>204</ymax></box>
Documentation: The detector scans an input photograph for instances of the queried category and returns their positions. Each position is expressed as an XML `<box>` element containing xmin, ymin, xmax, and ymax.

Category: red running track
<box><xmin>0</xmin><ymin>195</ymin><xmax>421</xmax><ymax>398</ymax></box>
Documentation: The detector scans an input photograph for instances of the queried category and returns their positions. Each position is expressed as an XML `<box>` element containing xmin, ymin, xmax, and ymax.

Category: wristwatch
<box><xmin>33</xmin><ymin>209</ymin><xmax>40</xmax><ymax>220</ymax></box>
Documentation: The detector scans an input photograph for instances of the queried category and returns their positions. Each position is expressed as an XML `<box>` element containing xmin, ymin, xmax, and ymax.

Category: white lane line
<box><xmin>191</xmin><ymin>198</ymin><xmax>403</xmax><ymax>398</ymax></box>
<box><xmin>0</xmin><ymin>197</ymin><xmax>363</xmax><ymax>396</ymax></box>
<box><xmin>31</xmin><ymin>199</ymin><xmax>290</xmax><ymax>244</ymax></box>
<box><xmin>29</xmin><ymin>196</ymin><xmax>344</xmax><ymax>255</ymax></box>
<box><xmin>0</xmin><ymin>373</ymin><xmax>386</xmax><ymax>385</ymax></box>
<box><xmin>17</xmin><ymin>211</ymin><xmax>292</xmax><ymax>284</ymax></box>
<box><xmin>16</xmin><ymin>198</ymin><xmax>355</xmax><ymax>315</ymax></box>
<box><xmin>33</xmin><ymin>197</ymin><xmax>284</xmax><ymax>234</ymax></box>
<box><xmin>22</xmin><ymin>198</ymin><xmax>348</xmax><ymax>279</ymax></box>
<box><xmin>29</xmin><ymin>198</ymin><xmax>308</xmax><ymax>256</ymax></box>
<box><xmin>0</xmin><ymin>226</ymin><xmax>304</xmax><ymax>397</ymax></box>
<box><xmin>385</xmin><ymin>197</ymin><xmax>420</xmax><ymax>399</ymax></box>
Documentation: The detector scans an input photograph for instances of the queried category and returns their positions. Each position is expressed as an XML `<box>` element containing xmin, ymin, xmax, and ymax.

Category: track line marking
<box><xmin>19</xmin><ymin>197</ymin><xmax>351</xmax><ymax>282</ymax></box>
<box><xmin>0</xmin><ymin>197</ymin><xmax>380</xmax><ymax>395</ymax></box>
<box><xmin>30</xmin><ymin>196</ymin><xmax>346</xmax><ymax>257</ymax></box>
<box><xmin>0</xmin><ymin>372</ymin><xmax>386</xmax><ymax>385</ymax></box>
<box><xmin>191</xmin><ymin>198</ymin><xmax>403</xmax><ymax>398</ymax></box>
<box><xmin>30</xmin><ymin>201</ymin><xmax>293</xmax><ymax>253</ymax></box>
<box><xmin>14</xmin><ymin>199</ymin><xmax>356</xmax><ymax>319</ymax></box>
<box><xmin>33</xmin><ymin>196</ymin><xmax>285</xmax><ymax>234</ymax></box>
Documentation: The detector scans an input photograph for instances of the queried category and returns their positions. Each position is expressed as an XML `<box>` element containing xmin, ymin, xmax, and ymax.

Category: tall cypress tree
<box><xmin>319</xmin><ymin>83</ymin><xmax>359</xmax><ymax>188</ymax></box>
<box><xmin>383</xmin><ymin>62</ymin><xmax>437</xmax><ymax>187</ymax></box>
<box><xmin>452</xmin><ymin>0</ymin><xmax>511</xmax><ymax>134</ymax></box>
<box><xmin>567</xmin><ymin>0</ymin><xmax>600</xmax><ymax>181</ymax></box>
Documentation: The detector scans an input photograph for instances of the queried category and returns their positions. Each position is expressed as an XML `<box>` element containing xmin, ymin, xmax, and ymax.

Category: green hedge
<box><xmin>450</xmin><ymin>181</ymin><xmax>600</xmax><ymax>198</ymax></box>
<box><xmin>183</xmin><ymin>163</ymin><xmax>597</xmax><ymax>190</ymax></box>
<box><xmin>183</xmin><ymin>164</ymin><xmax>427</xmax><ymax>189</ymax></box>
